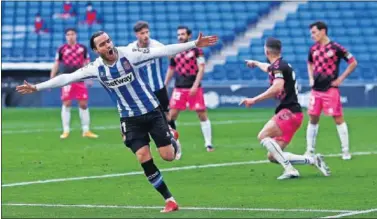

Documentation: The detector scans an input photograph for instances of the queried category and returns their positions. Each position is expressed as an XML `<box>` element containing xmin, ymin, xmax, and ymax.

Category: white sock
<box><xmin>61</xmin><ymin>105</ymin><xmax>71</xmax><ymax>133</ymax></box>
<box><xmin>200</xmin><ymin>119</ymin><xmax>212</xmax><ymax>146</ymax></box>
<box><xmin>79</xmin><ymin>108</ymin><xmax>90</xmax><ymax>133</ymax></box>
<box><xmin>261</xmin><ymin>137</ymin><xmax>293</xmax><ymax>170</ymax></box>
<box><xmin>165</xmin><ymin>197</ymin><xmax>176</xmax><ymax>203</ymax></box>
<box><xmin>284</xmin><ymin>152</ymin><xmax>314</xmax><ymax>165</ymax></box>
<box><xmin>306</xmin><ymin>123</ymin><xmax>319</xmax><ymax>153</ymax></box>
<box><xmin>336</xmin><ymin>122</ymin><xmax>349</xmax><ymax>152</ymax></box>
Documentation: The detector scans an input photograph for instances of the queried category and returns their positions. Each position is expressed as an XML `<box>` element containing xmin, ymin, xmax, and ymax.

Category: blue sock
<box><xmin>141</xmin><ymin>159</ymin><xmax>172</xmax><ymax>200</ymax></box>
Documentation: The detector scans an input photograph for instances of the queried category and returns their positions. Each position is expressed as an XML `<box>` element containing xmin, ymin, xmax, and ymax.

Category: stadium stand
<box><xmin>2</xmin><ymin>1</ymin><xmax>376</xmax><ymax>82</ymax></box>
<box><xmin>208</xmin><ymin>1</ymin><xmax>377</xmax><ymax>83</ymax></box>
<box><xmin>1</xmin><ymin>1</ymin><xmax>279</xmax><ymax>70</ymax></box>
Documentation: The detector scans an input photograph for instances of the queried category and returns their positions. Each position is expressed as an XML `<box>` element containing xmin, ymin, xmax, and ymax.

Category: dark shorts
<box><xmin>120</xmin><ymin>107</ymin><xmax>171</xmax><ymax>153</ymax></box>
<box><xmin>153</xmin><ymin>86</ymin><xmax>170</xmax><ymax>112</ymax></box>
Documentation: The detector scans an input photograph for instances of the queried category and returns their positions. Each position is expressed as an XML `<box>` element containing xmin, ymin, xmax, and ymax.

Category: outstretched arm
<box><xmin>16</xmin><ymin>65</ymin><xmax>97</xmax><ymax>94</ymax></box>
<box><xmin>239</xmin><ymin>79</ymin><xmax>285</xmax><ymax>107</ymax></box>
<box><xmin>245</xmin><ymin>60</ymin><xmax>270</xmax><ymax>73</ymax></box>
<box><xmin>128</xmin><ymin>33</ymin><xmax>218</xmax><ymax>67</ymax></box>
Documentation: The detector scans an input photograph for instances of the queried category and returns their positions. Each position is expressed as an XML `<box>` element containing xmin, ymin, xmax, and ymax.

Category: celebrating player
<box><xmin>165</xmin><ymin>26</ymin><xmax>214</xmax><ymax>152</ymax></box>
<box><xmin>305</xmin><ymin>21</ymin><xmax>357</xmax><ymax>160</ymax></box>
<box><xmin>50</xmin><ymin>28</ymin><xmax>98</xmax><ymax>139</ymax></box>
<box><xmin>16</xmin><ymin>31</ymin><xmax>218</xmax><ymax>212</ymax></box>
<box><xmin>241</xmin><ymin>37</ymin><xmax>330</xmax><ymax>180</ymax></box>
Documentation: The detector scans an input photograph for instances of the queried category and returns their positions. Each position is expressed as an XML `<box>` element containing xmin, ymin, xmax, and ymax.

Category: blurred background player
<box><xmin>50</xmin><ymin>28</ymin><xmax>98</xmax><ymax>139</ymax></box>
<box><xmin>242</xmin><ymin>38</ymin><xmax>330</xmax><ymax>180</ymax></box>
<box><xmin>305</xmin><ymin>21</ymin><xmax>357</xmax><ymax>160</ymax></box>
<box><xmin>165</xmin><ymin>26</ymin><xmax>214</xmax><ymax>152</ymax></box>
<box><xmin>129</xmin><ymin>21</ymin><xmax>180</xmax><ymax>144</ymax></box>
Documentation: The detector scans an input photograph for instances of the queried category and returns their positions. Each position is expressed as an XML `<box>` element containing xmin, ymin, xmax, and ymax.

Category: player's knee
<box><xmin>309</xmin><ymin>115</ymin><xmax>320</xmax><ymax>124</ymax></box>
<box><xmin>333</xmin><ymin>116</ymin><xmax>344</xmax><ymax>125</ymax></box>
<box><xmin>159</xmin><ymin>148</ymin><xmax>175</xmax><ymax>162</ymax></box>
<box><xmin>63</xmin><ymin>101</ymin><xmax>72</xmax><ymax>107</ymax></box>
<box><xmin>257</xmin><ymin>132</ymin><xmax>267</xmax><ymax>142</ymax></box>
<box><xmin>197</xmin><ymin>111</ymin><xmax>208</xmax><ymax>121</ymax></box>
<box><xmin>135</xmin><ymin>147</ymin><xmax>152</xmax><ymax>163</ymax></box>
<box><xmin>267</xmin><ymin>153</ymin><xmax>278</xmax><ymax>163</ymax></box>
<box><xmin>79</xmin><ymin>102</ymin><xmax>88</xmax><ymax>109</ymax></box>
<box><xmin>170</xmin><ymin>112</ymin><xmax>179</xmax><ymax>121</ymax></box>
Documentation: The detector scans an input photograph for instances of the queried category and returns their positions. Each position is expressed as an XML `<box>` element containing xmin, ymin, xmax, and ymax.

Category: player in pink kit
<box><xmin>305</xmin><ymin>21</ymin><xmax>358</xmax><ymax>160</ymax></box>
<box><xmin>50</xmin><ymin>28</ymin><xmax>98</xmax><ymax>139</ymax></box>
<box><xmin>165</xmin><ymin>26</ymin><xmax>214</xmax><ymax>152</ymax></box>
<box><xmin>242</xmin><ymin>37</ymin><xmax>330</xmax><ymax>180</ymax></box>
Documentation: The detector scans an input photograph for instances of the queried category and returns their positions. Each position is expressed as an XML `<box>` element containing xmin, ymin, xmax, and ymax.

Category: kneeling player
<box><xmin>241</xmin><ymin>38</ymin><xmax>331</xmax><ymax>180</ymax></box>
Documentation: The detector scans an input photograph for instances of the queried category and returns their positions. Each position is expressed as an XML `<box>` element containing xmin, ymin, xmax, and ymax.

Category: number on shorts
<box><xmin>62</xmin><ymin>85</ymin><xmax>71</xmax><ymax>92</ymax></box>
<box><xmin>121</xmin><ymin>121</ymin><xmax>126</xmax><ymax>134</ymax></box>
<box><xmin>173</xmin><ymin>91</ymin><xmax>181</xmax><ymax>100</ymax></box>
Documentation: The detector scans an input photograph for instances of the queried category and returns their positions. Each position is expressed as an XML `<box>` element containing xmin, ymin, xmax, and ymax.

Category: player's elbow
<box><xmin>351</xmin><ymin>59</ymin><xmax>358</xmax><ymax>68</ymax></box>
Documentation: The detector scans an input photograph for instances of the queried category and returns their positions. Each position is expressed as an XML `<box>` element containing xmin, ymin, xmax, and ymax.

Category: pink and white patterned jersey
<box><xmin>56</xmin><ymin>43</ymin><xmax>90</xmax><ymax>73</ymax></box>
<box><xmin>308</xmin><ymin>41</ymin><xmax>355</xmax><ymax>91</ymax></box>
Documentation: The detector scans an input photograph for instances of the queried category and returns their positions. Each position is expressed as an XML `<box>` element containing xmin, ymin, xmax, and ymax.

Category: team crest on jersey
<box><xmin>185</xmin><ymin>51</ymin><xmax>195</xmax><ymax>59</ymax></box>
<box><xmin>123</xmin><ymin>60</ymin><xmax>131</xmax><ymax>70</ymax></box>
<box><xmin>99</xmin><ymin>69</ymin><xmax>106</xmax><ymax>77</ymax></box>
<box><xmin>78</xmin><ymin>47</ymin><xmax>84</xmax><ymax>53</ymax></box>
<box><xmin>313</xmin><ymin>50</ymin><xmax>319</xmax><ymax>57</ymax></box>
<box><xmin>326</xmin><ymin>50</ymin><xmax>334</xmax><ymax>57</ymax></box>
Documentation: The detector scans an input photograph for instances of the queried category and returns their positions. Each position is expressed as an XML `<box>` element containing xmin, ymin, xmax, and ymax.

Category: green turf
<box><xmin>2</xmin><ymin>108</ymin><xmax>377</xmax><ymax>218</ymax></box>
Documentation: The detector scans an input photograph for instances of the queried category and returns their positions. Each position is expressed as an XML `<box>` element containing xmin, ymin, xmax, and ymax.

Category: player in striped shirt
<box><xmin>129</xmin><ymin>21</ymin><xmax>181</xmax><ymax>158</ymax></box>
<box><xmin>16</xmin><ymin>31</ymin><xmax>218</xmax><ymax>213</ymax></box>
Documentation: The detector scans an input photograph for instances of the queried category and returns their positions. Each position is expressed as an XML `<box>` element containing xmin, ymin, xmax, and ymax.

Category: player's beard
<box><xmin>101</xmin><ymin>47</ymin><xmax>117</xmax><ymax>63</ymax></box>
<box><xmin>178</xmin><ymin>38</ymin><xmax>188</xmax><ymax>43</ymax></box>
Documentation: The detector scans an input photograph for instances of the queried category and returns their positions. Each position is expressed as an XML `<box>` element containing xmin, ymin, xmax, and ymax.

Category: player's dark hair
<box><xmin>310</xmin><ymin>21</ymin><xmax>328</xmax><ymax>35</ymax></box>
<box><xmin>65</xmin><ymin>28</ymin><xmax>77</xmax><ymax>34</ymax></box>
<box><xmin>265</xmin><ymin>37</ymin><xmax>282</xmax><ymax>56</ymax></box>
<box><xmin>177</xmin><ymin>26</ymin><xmax>192</xmax><ymax>35</ymax></box>
<box><xmin>134</xmin><ymin>21</ymin><xmax>149</xmax><ymax>32</ymax></box>
<box><xmin>90</xmin><ymin>31</ymin><xmax>105</xmax><ymax>50</ymax></box>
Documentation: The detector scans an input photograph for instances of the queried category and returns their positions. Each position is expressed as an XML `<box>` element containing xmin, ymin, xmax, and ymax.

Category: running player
<box><xmin>241</xmin><ymin>37</ymin><xmax>330</xmax><ymax>180</ymax></box>
<box><xmin>305</xmin><ymin>21</ymin><xmax>357</xmax><ymax>160</ymax></box>
<box><xmin>16</xmin><ymin>31</ymin><xmax>217</xmax><ymax>212</ymax></box>
<box><xmin>165</xmin><ymin>26</ymin><xmax>214</xmax><ymax>152</ymax></box>
<box><xmin>50</xmin><ymin>28</ymin><xmax>98</xmax><ymax>139</ymax></box>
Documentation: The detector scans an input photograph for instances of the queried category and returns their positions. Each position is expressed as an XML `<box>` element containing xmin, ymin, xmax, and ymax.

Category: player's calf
<box><xmin>136</xmin><ymin>148</ymin><xmax>178</xmax><ymax>212</ymax></box>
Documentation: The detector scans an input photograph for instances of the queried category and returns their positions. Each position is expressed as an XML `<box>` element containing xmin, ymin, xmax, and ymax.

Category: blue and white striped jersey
<box><xmin>35</xmin><ymin>41</ymin><xmax>197</xmax><ymax>118</ymax></box>
<box><xmin>128</xmin><ymin>39</ymin><xmax>165</xmax><ymax>92</ymax></box>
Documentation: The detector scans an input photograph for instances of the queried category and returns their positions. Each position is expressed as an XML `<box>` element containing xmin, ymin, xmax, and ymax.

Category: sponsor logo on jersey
<box><xmin>104</xmin><ymin>72</ymin><xmax>134</xmax><ymax>88</ymax></box>
<box><xmin>185</xmin><ymin>50</ymin><xmax>195</xmax><ymax>59</ymax></box>
<box><xmin>326</xmin><ymin>50</ymin><xmax>334</xmax><ymax>57</ymax></box>
<box><xmin>132</xmin><ymin>48</ymin><xmax>150</xmax><ymax>53</ymax></box>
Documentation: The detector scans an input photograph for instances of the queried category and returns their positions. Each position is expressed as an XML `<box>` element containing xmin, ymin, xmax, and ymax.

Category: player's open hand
<box><xmin>331</xmin><ymin>78</ymin><xmax>343</xmax><ymax>87</ymax></box>
<box><xmin>245</xmin><ymin>60</ymin><xmax>258</xmax><ymax>68</ymax></box>
<box><xmin>239</xmin><ymin>98</ymin><xmax>256</xmax><ymax>108</ymax></box>
<box><xmin>16</xmin><ymin>80</ymin><xmax>37</xmax><ymax>94</ymax></box>
<box><xmin>195</xmin><ymin>32</ymin><xmax>218</xmax><ymax>48</ymax></box>
<box><xmin>189</xmin><ymin>87</ymin><xmax>198</xmax><ymax>97</ymax></box>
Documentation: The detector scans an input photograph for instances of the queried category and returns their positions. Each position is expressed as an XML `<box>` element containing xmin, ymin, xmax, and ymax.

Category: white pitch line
<box><xmin>2</xmin><ymin>203</ymin><xmax>357</xmax><ymax>213</ymax></box>
<box><xmin>2</xmin><ymin>119</ymin><xmax>265</xmax><ymax>134</ymax></box>
<box><xmin>2</xmin><ymin>151</ymin><xmax>377</xmax><ymax>188</ymax></box>
<box><xmin>321</xmin><ymin>208</ymin><xmax>377</xmax><ymax>218</ymax></box>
